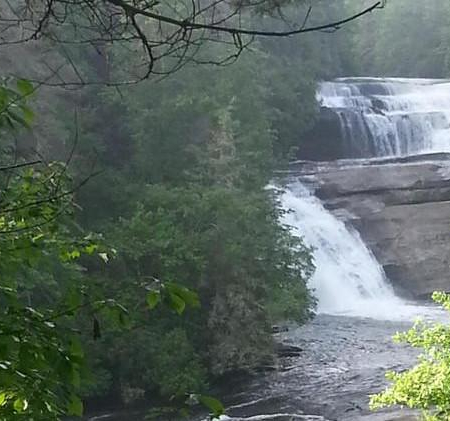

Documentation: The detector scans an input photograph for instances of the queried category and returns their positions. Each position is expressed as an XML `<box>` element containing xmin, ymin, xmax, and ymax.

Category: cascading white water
<box><xmin>277</xmin><ymin>77</ymin><xmax>450</xmax><ymax>319</ymax></box>
<box><xmin>280</xmin><ymin>182</ymin><xmax>432</xmax><ymax>320</ymax></box>
<box><xmin>318</xmin><ymin>77</ymin><xmax>450</xmax><ymax>157</ymax></box>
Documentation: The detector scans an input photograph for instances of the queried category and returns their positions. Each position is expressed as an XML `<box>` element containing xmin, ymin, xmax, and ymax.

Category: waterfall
<box><xmin>280</xmin><ymin>182</ymin><xmax>415</xmax><ymax>319</ymax></box>
<box><xmin>317</xmin><ymin>77</ymin><xmax>450</xmax><ymax>158</ymax></box>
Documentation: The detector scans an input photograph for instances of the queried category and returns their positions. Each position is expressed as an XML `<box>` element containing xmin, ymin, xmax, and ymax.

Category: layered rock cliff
<box><xmin>288</xmin><ymin>153</ymin><xmax>450</xmax><ymax>299</ymax></box>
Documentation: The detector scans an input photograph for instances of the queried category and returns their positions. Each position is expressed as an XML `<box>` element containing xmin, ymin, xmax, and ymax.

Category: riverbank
<box><xmin>208</xmin><ymin>314</ymin><xmax>423</xmax><ymax>421</ymax></box>
<box><xmin>86</xmin><ymin>311</ymin><xmax>446</xmax><ymax>421</ymax></box>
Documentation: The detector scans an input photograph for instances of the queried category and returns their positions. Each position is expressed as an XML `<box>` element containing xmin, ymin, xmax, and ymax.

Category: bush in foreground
<box><xmin>370</xmin><ymin>292</ymin><xmax>450</xmax><ymax>420</ymax></box>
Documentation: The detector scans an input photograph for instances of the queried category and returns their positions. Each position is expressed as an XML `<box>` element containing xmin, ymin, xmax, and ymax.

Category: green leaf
<box><xmin>198</xmin><ymin>395</ymin><xmax>224</xmax><ymax>418</ymax></box>
<box><xmin>168</xmin><ymin>292</ymin><xmax>186</xmax><ymax>315</ymax></box>
<box><xmin>166</xmin><ymin>283</ymin><xmax>200</xmax><ymax>309</ymax></box>
<box><xmin>13</xmin><ymin>397</ymin><xmax>28</xmax><ymax>413</ymax></box>
<box><xmin>70</xmin><ymin>338</ymin><xmax>84</xmax><ymax>359</ymax></box>
<box><xmin>71</xmin><ymin>367</ymin><xmax>81</xmax><ymax>388</ymax></box>
<box><xmin>67</xmin><ymin>395</ymin><xmax>83</xmax><ymax>416</ymax></box>
<box><xmin>146</xmin><ymin>290</ymin><xmax>161</xmax><ymax>310</ymax></box>
<box><xmin>16</xmin><ymin>79</ymin><xmax>34</xmax><ymax>97</ymax></box>
<box><xmin>66</xmin><ymin>287</ymin><xmax>82</xmax><ymax>310</ymax></box>
<box><xmin>21</xmin><ymin>106</ymin><xmax>34</xmax><ymax>125</ymax></box>
<box><xmin>84</xmin><ymin>243</ymin><xmax>98</xmax><ymax>255</ymax></box>
<box><xmin>0</xmin><ymin>392</ymin><xmax>6</xmax><ymax>407</ymax></box>
<box><xmin>31</xmin><ymin>233</ymin><xmax>44</xmax><ymax>242</ymax></box>
<box><xmin>71</xmin><ymin>250</ymin><xmax>81</xmax><ymax>259</ymax></box>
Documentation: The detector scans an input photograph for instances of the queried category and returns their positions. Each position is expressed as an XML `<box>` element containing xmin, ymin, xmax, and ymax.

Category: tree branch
<box><xmin>0</xmin><ymin>160</ymin><xmax>42</xmax><ymax>172</ymax></box>
<box><xmin>106</xmin><ymin>0</ymin><xmax>382</xmax><ymax>37</ymax></box>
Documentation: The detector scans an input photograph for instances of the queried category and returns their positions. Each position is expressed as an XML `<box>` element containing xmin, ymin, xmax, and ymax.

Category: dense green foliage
<box><xmin>347</xmin><ymin>0</ymin><xmax>450</xmax><ymax>78</ymax></box>
<box><xmin>370</xmin><ymin>293</ymin><xmax>450</xmax><ymax>421</ymax></box>
<box><xmin>5</xmin><ymin>0</ymin><xmax>450</xmax><ymax>418</ymax></box>
<box><xmin>70</xmin><ymin>38</ymin><xmax>318</xmax><ymax>402</ymax></box>
<box><xmin>0</xmin><ymin>80</ymin><xmax>100</xmax><ymax>419</ymax></box>
<box><xmin>0</xmin><ymin>2</ymin><xmax>337</xmax><ymax>414</ymax></box>
<box><xmin>0</xmin><ymin>80</ymin><xmax>220</xmax><ymax>418</ymax></box>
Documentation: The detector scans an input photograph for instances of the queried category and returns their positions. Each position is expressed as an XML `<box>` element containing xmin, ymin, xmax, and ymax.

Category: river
<box><xmin>87</xmin><ymin>311</ymin><xmax>441</xmax><ymax>421</ymax></box>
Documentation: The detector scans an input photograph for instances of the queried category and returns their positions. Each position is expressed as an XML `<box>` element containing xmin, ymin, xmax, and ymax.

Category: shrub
<box><xmin>370</xmin><ymin>292</ymin><xmax>450</xmax><ymax>420</ymax></box>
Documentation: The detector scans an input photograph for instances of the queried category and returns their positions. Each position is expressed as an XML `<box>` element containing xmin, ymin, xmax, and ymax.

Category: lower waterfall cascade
<box><xmin>280</xmin><ymin>182</ymin><xmax>438</xmax><ymax>320</ymax></box>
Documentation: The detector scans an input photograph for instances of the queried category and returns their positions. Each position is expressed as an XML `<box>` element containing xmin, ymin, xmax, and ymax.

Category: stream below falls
<box><xmin>205</xmin><ymin>313</ymin><xmax>438</xmax><ymax>421</ymax></box>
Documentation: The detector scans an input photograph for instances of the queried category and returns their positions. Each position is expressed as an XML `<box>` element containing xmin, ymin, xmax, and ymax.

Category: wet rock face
<box><xmin>289</xmin><ymin>153</ymin><xmax>450</xmax><ymax>299</ymax></box>
<box><xmin>299</xmin><ymin>108</ymin><xmax>348</xmax><ymax>161</ymax></box>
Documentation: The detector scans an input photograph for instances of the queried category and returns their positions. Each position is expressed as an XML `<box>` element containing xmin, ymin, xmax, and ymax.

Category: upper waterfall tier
<box><xmin>316</xmin><ymin>77</ymin><xmax>450</xmax><ymax>158</ymax></box>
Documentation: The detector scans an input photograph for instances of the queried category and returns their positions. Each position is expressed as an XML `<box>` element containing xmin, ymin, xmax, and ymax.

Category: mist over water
<box><xmin>318</xmin><ymin>78</ymin><xmax>450</xmax><ymax>158</ymax></box>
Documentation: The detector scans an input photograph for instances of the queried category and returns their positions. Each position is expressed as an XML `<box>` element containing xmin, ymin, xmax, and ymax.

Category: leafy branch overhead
<box><xmin>0</xmin><ymin>0</ymin><xmax>385</xmax><ymax>84</ymax></box>
<box><xmin>0</xmin><ymin>80</ymin><xmax>113</xmax><ymax>419</ymax></box>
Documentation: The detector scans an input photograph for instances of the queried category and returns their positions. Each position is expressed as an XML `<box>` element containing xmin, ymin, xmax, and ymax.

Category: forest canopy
<box><xmin>2</xmin><ymin>0</ymin><xmax>450</xmax><ymax>419</ymax></box>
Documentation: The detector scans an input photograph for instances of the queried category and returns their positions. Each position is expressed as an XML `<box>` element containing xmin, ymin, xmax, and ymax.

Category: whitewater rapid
<box><xmin>280</xmin><ymin>182</ymin><xmax>442</xmax><ymax>321</ymax></box>
<box><xmin>317</xmin><ymin>77</ymin><xmax>450</xmax><ymax>158</ymax></box>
